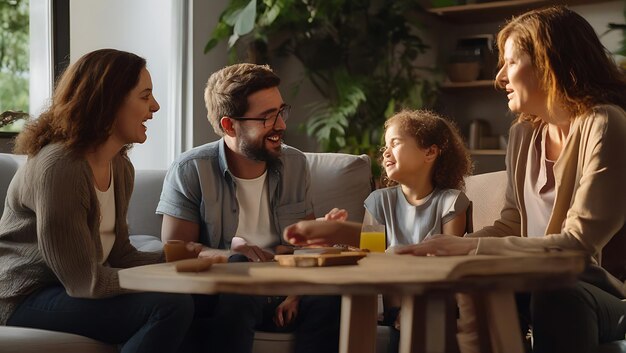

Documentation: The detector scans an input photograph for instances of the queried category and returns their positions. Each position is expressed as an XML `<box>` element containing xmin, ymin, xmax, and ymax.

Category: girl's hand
<box><xmin>395</xmin><ymin>235</ymin><xmax>478</xmax><ymax>256</ymax></box>
<box><xmin>283</xmin><ymin>220</ymin><xmax>361</xmax><ymax>247</ymax></box>
<box><xmin>324</xmin><ymin>208</ymin><xmax>349</xmax><ymax>221</ymax></box>
<box><xmin>274</xmin><ymin>295</ymin><xmax>300</xmax><ymax>327</ymax></box>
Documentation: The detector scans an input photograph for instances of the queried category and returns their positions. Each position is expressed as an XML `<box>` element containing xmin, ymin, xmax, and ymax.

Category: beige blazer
<box><xmin>470</xmin><ymin>105</ymin><xmax>626</xmax><ymax>297</ymax></box>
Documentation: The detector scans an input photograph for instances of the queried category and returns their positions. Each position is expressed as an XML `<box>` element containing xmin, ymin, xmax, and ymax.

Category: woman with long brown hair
<box><xmin>0</xmin><ymin>49</ymin><xmax>195</xmax><ymax>353</ymax></box>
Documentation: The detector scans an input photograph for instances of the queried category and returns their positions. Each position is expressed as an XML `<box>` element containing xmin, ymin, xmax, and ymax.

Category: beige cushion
<box><xmin>464</xmin><ymin>170</ymin><xmax>507</xmax><ymax>231</ymax></box>
<box><xmin>252</xmin><ymin>331</ymin><xmax>295</xmax><ymax>353</ymax></box>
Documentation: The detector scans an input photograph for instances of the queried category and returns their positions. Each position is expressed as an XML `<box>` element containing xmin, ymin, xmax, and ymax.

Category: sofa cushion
<box><xmin>0</xmin><ymin>153</ymin><xmax>25</xmax><ymax>217</ymax></box>
<box><xmin>127</xmin><ymin>170</ymin><xmax>166</xmax><ymax>240</ymax></box>
<box><xmin>304</xmin><ymin>152</ymin><xmax>372</xmax><ymax>222</ymax></box>
<box><xmin>464</xmin><ymin>170</ymin><xmax>507</xmax><ymax>232</ymax></box>
<box><xmin>0</xmin><ymin>326</ymin><xmax>117</xmax><ymax>353</ymax></box>
<box><xmin>599</xmin><ymin>340</ymin><xmax>626</xmax><ymax>353</ymax></box>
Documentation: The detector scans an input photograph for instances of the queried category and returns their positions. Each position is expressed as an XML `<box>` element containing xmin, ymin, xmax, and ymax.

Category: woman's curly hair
<box><xmin>381</xmin><ymin>110</ymin><xmax>473</xmax><ymax>190</ymax></box>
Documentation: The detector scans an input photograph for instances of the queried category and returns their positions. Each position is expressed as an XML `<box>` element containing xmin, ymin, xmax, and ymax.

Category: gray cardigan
<box><xmin>0</xmin><ymin>144</ymin><xmax>163</xmax><ymax>325</ymax></box>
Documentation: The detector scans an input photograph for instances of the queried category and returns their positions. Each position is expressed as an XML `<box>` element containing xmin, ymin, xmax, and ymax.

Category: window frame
<box><xmin>0</xmin><ymin>0</ymin><xmax>68</xmax><ymax>138</ymax></box>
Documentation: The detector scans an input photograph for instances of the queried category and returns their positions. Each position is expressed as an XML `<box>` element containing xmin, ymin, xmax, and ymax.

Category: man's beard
<box><xmin>239</xmin><ymin>133</ymin><xmax>282</xmax><ymax>163</ymax></box>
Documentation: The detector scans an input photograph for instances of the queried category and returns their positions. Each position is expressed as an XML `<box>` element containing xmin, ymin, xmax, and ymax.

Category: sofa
<box><xmin>0</xmin><ymin>151</ymin><xmax>378</xmax><ymax>353</ymax></box>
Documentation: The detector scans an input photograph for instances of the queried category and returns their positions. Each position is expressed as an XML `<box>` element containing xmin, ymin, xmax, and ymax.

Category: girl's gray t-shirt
<box><xmin>364</xmin><ymin>186</ymin><xmax>470</xmax><ymax>247</ymax></box>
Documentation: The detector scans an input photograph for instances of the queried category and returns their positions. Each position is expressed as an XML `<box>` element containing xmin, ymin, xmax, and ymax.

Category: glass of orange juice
<box><xmin>359</xmin><ymin>224</ymin><xmax>386</xmax><ymax>252</ymax></box>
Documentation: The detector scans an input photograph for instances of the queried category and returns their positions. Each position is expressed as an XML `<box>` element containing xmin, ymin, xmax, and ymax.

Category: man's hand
<box><xmin>274</xmin><ymin>295</ymin><xmax>300</xmax><ymax>327</ymax></box>
<box><xmin>163</xmin><ymin>240</ymin><xmax>205</xmax><ymax>262</ymax></box>
<box><xmin>231</xmin><ymin>236</ymin><xmax>274</xmax><ymax>262</ymax></box>
<box><xmin>394</xmin><ymin>235</ymin><xmax>478</xmax><ymax>256</ymax></box>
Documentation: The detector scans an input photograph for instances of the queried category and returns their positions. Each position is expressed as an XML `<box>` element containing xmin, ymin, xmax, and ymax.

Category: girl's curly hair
<box><xmin>381</xmin><ymin>110</ymin><xmax>473</xmax><ymax>190</ymax></box>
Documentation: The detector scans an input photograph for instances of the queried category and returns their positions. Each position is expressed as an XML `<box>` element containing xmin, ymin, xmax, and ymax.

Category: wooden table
<box><xmin>119</xmin><ymin>252</ymin><xmax>585</xmax><ymax>353</ymax></box>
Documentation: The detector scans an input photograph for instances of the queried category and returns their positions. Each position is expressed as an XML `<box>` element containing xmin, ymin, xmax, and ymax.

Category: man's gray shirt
<box><xmin>157</xmin><ymin>139</ymin><xmax>313</xmax><ymax>250</ymax></box>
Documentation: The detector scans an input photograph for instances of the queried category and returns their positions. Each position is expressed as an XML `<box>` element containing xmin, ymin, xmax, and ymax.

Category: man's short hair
<box><xmin>204</xmin><ymin>63</ymin><xmax>280</xmax><ymax>136</ymax></box>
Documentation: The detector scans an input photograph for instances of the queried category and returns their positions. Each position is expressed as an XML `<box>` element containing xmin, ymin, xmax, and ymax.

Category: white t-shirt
<box><xmin>232</xmin><ymin>171</ymin><xmax>275</xmax><ymax>249</ymax></box>
<box><xmin>95</xmin><ymin>169</ymin><xmax>116</xmax><ymax>264</ymax></box>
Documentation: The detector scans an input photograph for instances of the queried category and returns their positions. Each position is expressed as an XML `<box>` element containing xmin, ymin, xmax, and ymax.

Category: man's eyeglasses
<box><xmin>229</xmin><ymin>104</ymin><xmax>291</xmax><ymax>128</ymax></box>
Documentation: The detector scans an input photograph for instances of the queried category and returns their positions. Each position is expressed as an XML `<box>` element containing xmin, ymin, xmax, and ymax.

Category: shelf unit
<box><xmin>441</xmin><ymin>80</ymin><xmax>495</xmax><ymax>89</ymax></box>
<box><xmin>470</xmin><ymin>149</ymin><xmax>506</xmax><ymax>155</ymax></box>
<box><xmin>427</xmin><ymin>0</ymin><xmax>614</xmax><ymax>23</ymax></box>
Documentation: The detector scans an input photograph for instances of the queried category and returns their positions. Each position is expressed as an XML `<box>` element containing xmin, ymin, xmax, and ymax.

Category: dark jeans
<box><xmin>204</xmin><ymin>254</ymin><xmax>342</xmax><ymax>353</ymax></box>
<box><xmin>7</xmin><ymin>285</ymin><xmax>195</xmax><ymax>353</ymax></box>
<box><xmin>520</xmin><ymin>281</ymin><xmax>626</xmax><ymax>353</ymax></box>
<box><xmin>381</xmin><ymin>306</ymin><xmax>400</xmax><ymax>353</ymax></box>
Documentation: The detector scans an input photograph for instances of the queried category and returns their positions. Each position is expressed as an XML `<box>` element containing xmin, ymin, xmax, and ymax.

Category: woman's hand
<box><xmin>274</xmin><ymin>295</ymin><xmax>300</xmax><ymax>327</ymax></box>
<box><xmin>283</xmin><ymin>220</ymin><xmax>361</xmax><ymax>247</ymax></box>
<box><xmin>395</xmin><ymin>234</ymin><xmax>479</xmax><ymax>256</ymax></box>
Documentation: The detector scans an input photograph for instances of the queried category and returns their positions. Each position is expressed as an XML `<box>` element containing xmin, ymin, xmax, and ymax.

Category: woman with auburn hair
<box><xmin>395</xmin><ymin>6</ymin><xmax>626</xmax><ymax>353</ymax></box>
<box><xmin>0</xmin><ymin>49</ymin><xmax>197</xmax><ymax>353</ymax></box>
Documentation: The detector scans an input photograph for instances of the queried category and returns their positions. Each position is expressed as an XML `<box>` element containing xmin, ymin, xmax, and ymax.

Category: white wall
<box><xmin>575</xmin><ymin>1</ymin><xmax>625</xmax><ymax>57</ymax></box>
<box><xmin>186</xmin><ymin>0</ymin><xmax>228</xmax><ymax>148</ymax></box>
<box><xmin>70</xmin><ymin>0</ymin><xmax>173</xmax><ymax>170</ymax></box>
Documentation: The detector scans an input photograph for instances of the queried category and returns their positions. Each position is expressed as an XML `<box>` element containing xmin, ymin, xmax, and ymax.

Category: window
<box><xmin>0</xmin><ymin>0</ymin><xmax>29</xmax><ymax>134</ymax></box>
<box><xmin>0</xmin><ymin>0</ymin><xmax>68</xmax><ymax>137</ymax></box>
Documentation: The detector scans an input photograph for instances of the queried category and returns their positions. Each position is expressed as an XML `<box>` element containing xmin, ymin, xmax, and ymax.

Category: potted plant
<box><xmin>205</xmin><ymin>0</ymin><xmax>438</xmax><ymax>167</ymax></box>
<box><xmin>605</xmin><ymin>7</ymin><xmax>626</xmax><ymax>72</ymax></box>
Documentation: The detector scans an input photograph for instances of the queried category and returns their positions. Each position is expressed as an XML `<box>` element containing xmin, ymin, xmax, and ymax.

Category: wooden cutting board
<box><xmin>274</xmin><ymin>252</ymin><xmax>368</xmax><ymax>267</ymax></box>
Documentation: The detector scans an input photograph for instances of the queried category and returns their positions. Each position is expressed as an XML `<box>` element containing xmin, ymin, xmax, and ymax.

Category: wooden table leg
<box><xmin>399</xmin><ymin>295</ymin><xmax>450</xmax><ymax>353</ymax></box>
<box><xmin>340</xmin><ymin>294</ymin><xmax>378</xmax><ymax>353</ymax></box>
<box><xmin>476</xmin><ymin>290</ymin><xmax>525</xmax><ymax>353</ymax></box>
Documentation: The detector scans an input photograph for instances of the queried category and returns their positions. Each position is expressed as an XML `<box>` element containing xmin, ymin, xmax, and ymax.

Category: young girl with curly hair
<box><xmin>366</xmin><ymin>109</ymin><xmax>473</xmax><ymax>248</ymax></box>
<box><xmin>364</xmin><ymin>109</ymin><xmax>472</xmax><ymax>351</ymax></box>
<box><xmin>284</xmin><ymin>109</ymin><xmax>473</xmax><ymax>247</ymax></box>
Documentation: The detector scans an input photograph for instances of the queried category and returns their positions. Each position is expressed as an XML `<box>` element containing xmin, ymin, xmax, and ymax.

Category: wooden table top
<box><xmin>118</xmin><ymin>252</ymin><xmax>586</xmax><ymax>296</ymax></box>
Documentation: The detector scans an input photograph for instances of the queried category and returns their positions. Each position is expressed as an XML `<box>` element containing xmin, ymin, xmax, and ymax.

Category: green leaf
<box><xmin>259</xmin><ymin>1</ymin><xmax>283</xmax><ymax>27</ymax></box>
<box><xmin>384</xmin><ymin>99</ymin><xmax>395</xmax><ymax>118</ymax></box>
<box><xmin>233</xmin><ymin>0</ymin><xmax>257</xmax><ymax>36</ymax></box>
<box><xmin>228</xmin><ymin>33</ymin><xmax>241</xmax><ymax>48</ymax></box>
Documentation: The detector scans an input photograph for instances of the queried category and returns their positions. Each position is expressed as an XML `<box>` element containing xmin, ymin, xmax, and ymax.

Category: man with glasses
<box><xmin>157</xmin><ymin>63</ymin><xmax>340</xmax><ymax>353</ymax></box>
